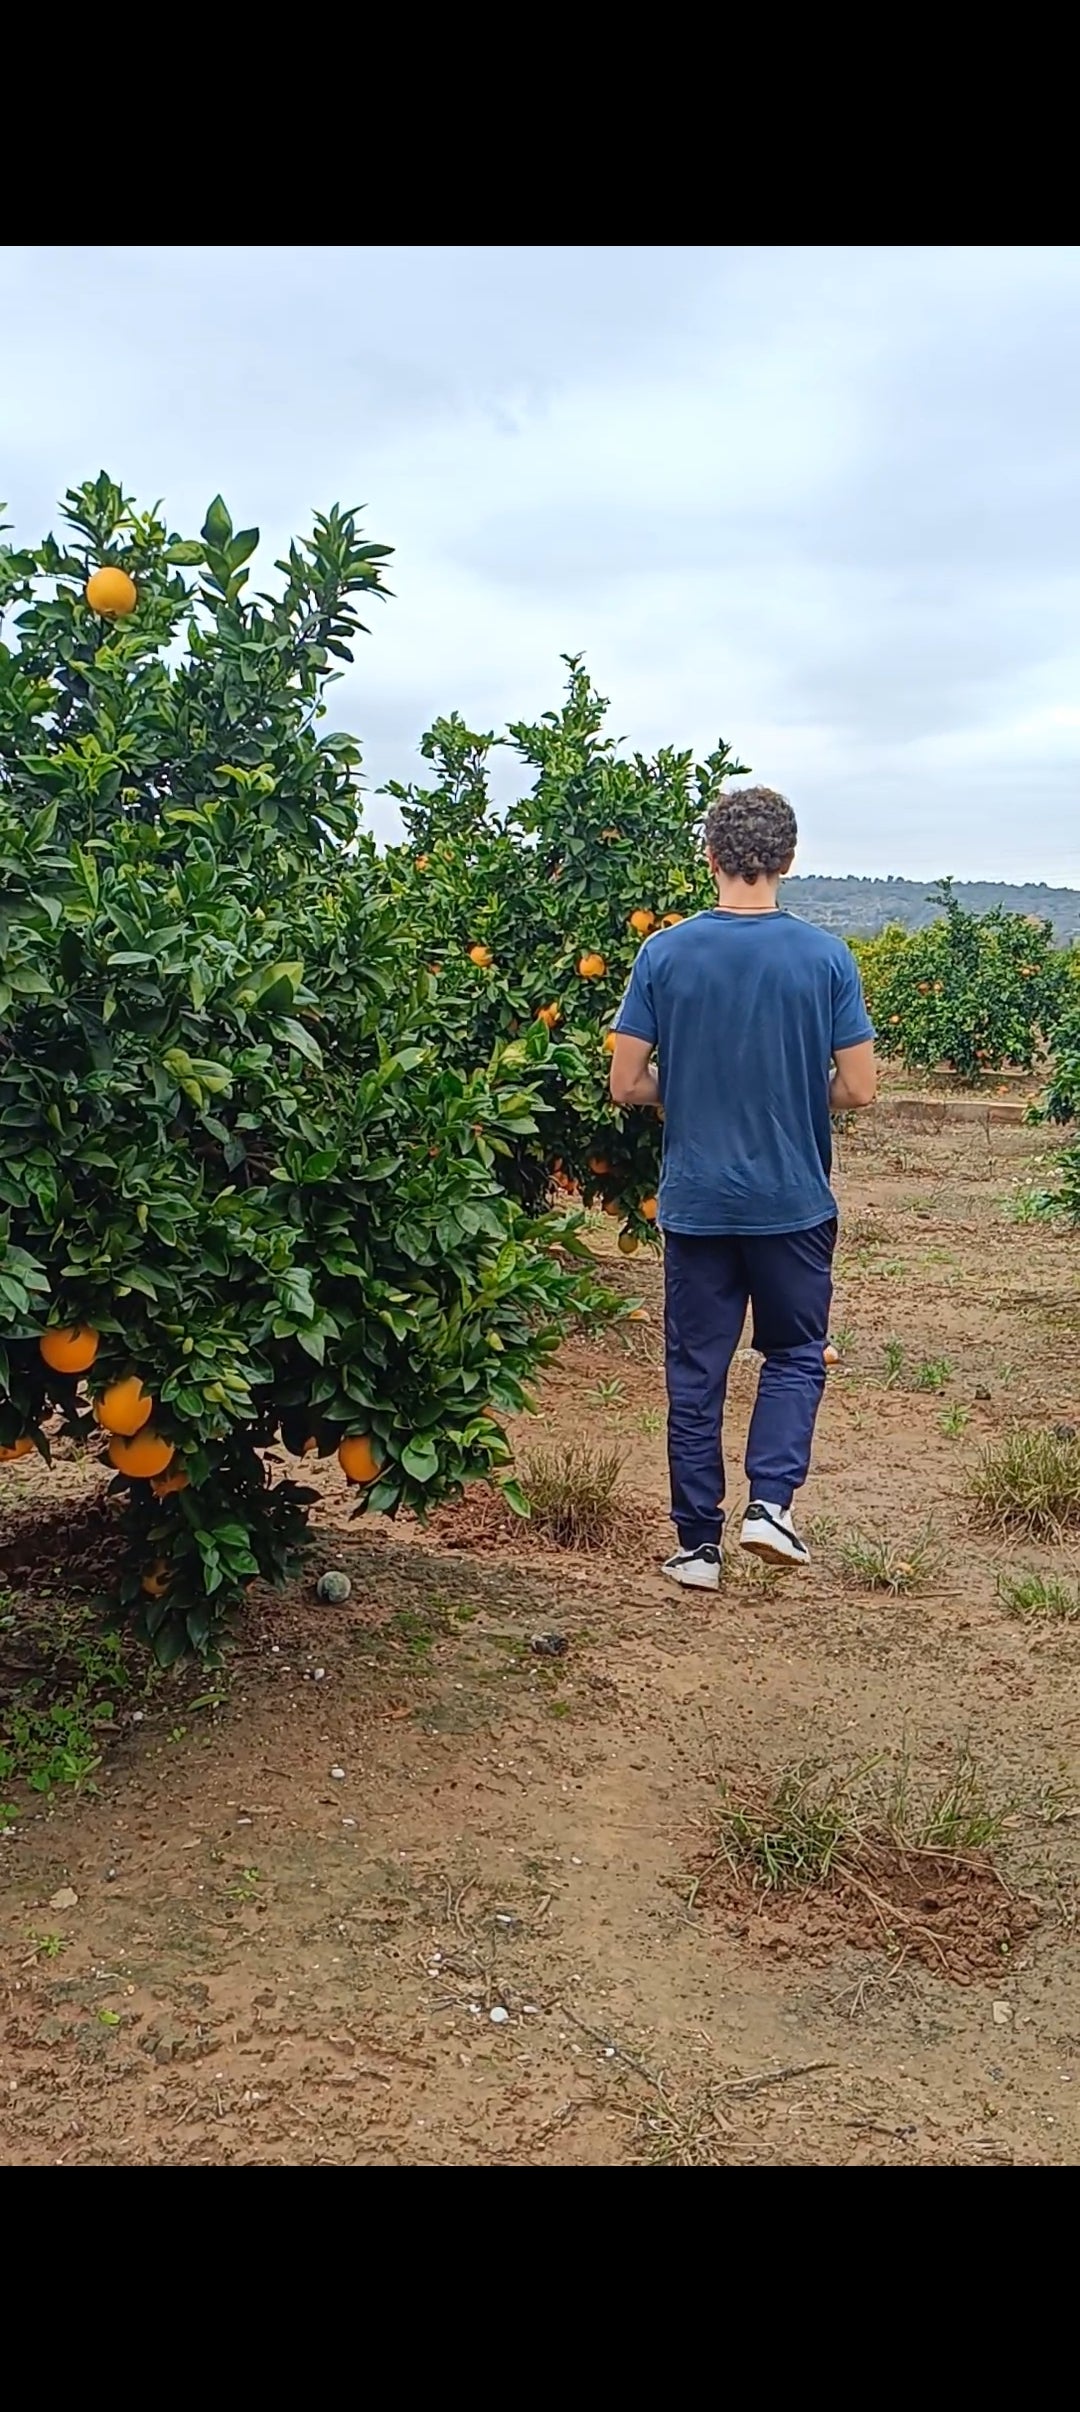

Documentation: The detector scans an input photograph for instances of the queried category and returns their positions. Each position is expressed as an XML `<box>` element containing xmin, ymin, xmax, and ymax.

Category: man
<box><xmin>610</xmin><ymin>786</ymin><xmax>876</xmax><ymax>1589</ymax></box>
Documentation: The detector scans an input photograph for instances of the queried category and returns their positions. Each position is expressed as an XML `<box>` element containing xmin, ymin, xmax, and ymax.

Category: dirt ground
<box><xmin>2</xmin><ymin>1094</ymin><xmax>1079</xmax><ymax>2166</ymax></box>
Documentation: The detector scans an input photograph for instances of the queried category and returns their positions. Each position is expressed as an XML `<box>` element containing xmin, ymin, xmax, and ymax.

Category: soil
<box><xmin>2</xmin><ymin>1097</ymin><xmax>1080</xmax><ymax>2166</ymax></box>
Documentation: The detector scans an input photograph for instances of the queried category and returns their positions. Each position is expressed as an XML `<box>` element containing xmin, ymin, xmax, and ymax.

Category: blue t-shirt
<box><xmin>615</xmin><ymin>909</ymin><xmax>874</xmax><ymax>1236</ymax></box>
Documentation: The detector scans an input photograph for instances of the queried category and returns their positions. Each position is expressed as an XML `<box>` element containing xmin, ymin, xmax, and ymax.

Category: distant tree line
<box><xmin>780</xmin><ymin>875</ymin><xmax>1080</xmax><ymax>943</ymax></box>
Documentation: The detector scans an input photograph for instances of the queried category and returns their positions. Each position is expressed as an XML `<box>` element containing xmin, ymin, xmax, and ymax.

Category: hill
<box><xmin>780</xmin><ymin>875</ymin><xmax>1080</xmax><ymax>941</ymax></box>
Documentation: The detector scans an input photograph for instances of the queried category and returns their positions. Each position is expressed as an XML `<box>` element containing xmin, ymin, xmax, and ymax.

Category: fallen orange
<box><xmin>0</xmin><ymin>1436</ymin><xmax>34</xmax><ymax>1462</ymax></box>
<box><xmin>618</xmin><ymin>1232</ymin><xmax>639</xmax><ymax>1256</ymax></box>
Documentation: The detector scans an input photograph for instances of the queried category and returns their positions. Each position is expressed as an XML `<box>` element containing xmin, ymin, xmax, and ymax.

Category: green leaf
<box><xmin>499</xmin><ymin>1479</ymin><xmax>532</xmax><ymax>1520</ymax></box>
<box><xmin>202</xmin><ymin>495</ymin><xmax>233</xmax><ymax>549</ymax></box>
<box><xmin>271</xmin><ymin>1016</ymin><xmax>323</xmax><ymax>1067</ymax></box>
<box><xmin>401</xmin><ymin>1437</ymin><xmax>439</xmax><ymax>1483</ymax></box>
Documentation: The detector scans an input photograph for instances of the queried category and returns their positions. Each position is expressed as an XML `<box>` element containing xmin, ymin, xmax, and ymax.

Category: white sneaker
<box><xmin>663</xmin><ymin>1543</ymin><xmax>722</xmax><ymax>1591</ymax></box>
<box><xmin>739</xmin><ymin>1501</ymin><xmax>810</xmax><ymax>1568</ymax></box>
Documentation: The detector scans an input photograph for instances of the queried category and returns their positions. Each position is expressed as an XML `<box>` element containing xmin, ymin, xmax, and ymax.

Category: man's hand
<box><xmin>609</xmin><ymin>1032</ymin><xmax>661</xmax><ymax>1109</ymax></box>
<box><xmin>830</xmin><ymin>1039</ymin><xmax>877</xmax><ymax>1111</ymax></box>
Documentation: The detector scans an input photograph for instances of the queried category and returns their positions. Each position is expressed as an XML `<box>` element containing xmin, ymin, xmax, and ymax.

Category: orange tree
<box><xmin>862</xmin><ymin>884</ymin><xmax>1071</xmax><ymax>1078</ymax></box>
<box><xmin>380</xmin><ymin>659</ymin><xmax>748</xmax><ymax>1248</ymax></box>
<box><xmin>0</xmin><ymin>480</ymin><xmax>613</xmax><ymax>1658</ymax></box>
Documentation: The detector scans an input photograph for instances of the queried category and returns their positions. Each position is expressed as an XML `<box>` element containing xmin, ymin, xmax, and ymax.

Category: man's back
<box><xmin>616</xmin><ymin>907</ymin><xmax>873</xmax><ymax>1235</ymax></box>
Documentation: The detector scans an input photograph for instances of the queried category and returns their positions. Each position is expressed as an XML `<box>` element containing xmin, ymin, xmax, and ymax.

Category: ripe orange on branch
<box><xmin>468</xmin><ymin>944</ymin><xmax>494</xmax><ymax>968</ymax></box>
<box><xmin>536</xmin><ymin>1003</ymin><xmax>561</xmax><ymax>1028</ymax></box>
<box><xmin>85</xmin><ymin>566</ymin><xmax>137</xmax><ymax>617</ymax></box>
<box><xmin>628</xmin><ymin>910</ymin><xmax>655</xmax><ymax>936</ymax></box>
<box><xmin>107</xmin><ymin>1429</ymin><xmax>176</xmax><ymax>1479</ymax></box>
<box><xmin>93</xmin><ymin>1375</ymin><xmax>154</xmax><ymax>1436</ymax></box>
<box><xmin>338</xmin><ymin>1433</ymin><xmax>382</xmax><ymax>1485</ymax></box>
<box><xmin>151</xmin><ymin>1466</ymin><xmax>190</xmax><ymax>1497</ymax></box>
<box><xmin>577</xmin><ymin>952</ymin><xmax>606</xmax><ymax>979</ymax></box>
<box><xmin>40</xmin><ymin>1325</ymin><xmax>100</xmax><ymax>1375</ymax></box>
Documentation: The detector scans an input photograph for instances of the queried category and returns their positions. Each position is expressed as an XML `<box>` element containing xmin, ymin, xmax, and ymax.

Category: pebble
<box><xmin>49</xmin><ymin>1887</ymin><xmax>78</xmax><ymax>1911</ymax></box>
<box><xmin>489</xmin><ymin>2005</ymin><xmax>510</xmax><ymax>2025</ymax></box>
<box><xmin>330</xmin><ymin>1766</ymin><xmax>346</xmax><ymax>1781</ymax></box>
<box><xmin>530</xmin><ymin>1633</ymin><xmax>568</xmax><ymax>1658</ymax></box>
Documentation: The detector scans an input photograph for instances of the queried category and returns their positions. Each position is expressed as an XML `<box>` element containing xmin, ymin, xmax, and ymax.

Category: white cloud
<box><xmin>2</xmin><ymin>245</ymin><xmax>1078</xmax><ymax>880</ymax></box>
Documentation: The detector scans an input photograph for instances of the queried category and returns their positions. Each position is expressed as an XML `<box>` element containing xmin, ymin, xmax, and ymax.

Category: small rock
<box><xmin>974</xmin><ymin>1386</ymin><xmax>991</xmax><ymax>1403</ymax></box>
<box><xmin>489</xmin><ymin>2005</ymin><xmax>510</xmax><ymax>2025</ymax></box>
<box><xmin>312</xmin><ymin>1667</ymin><xmax>326</xmax><ymax>1682</ymax></box>
<box><xmin>992</xmin><ymin>2000</ymin><xmax>1013</xmax><ymax>2026</ymax></box>
<box><xmin>1053</xmin><ymin>1423</ymin><xmax>1077</xmax><ymax>1443</ymax></box>
<box><xmin>49</xmin><ymin>1886</ymin><xmax>78</xmax><ymax>1911</ymax></box>
<box><xmin>316</xmin><ymin>1570</ymin><xmax>352</xmax><ymax>1604</ymax></box>
<box><xmin>530</xmin><ymin>1633</ymin><xmax>568</xmax><ymax>1658</ymax></box>
<box><xmin>329</xmin><ymin>1766</ymin><xmax>346</xmax><ymax>1781</ymax></box>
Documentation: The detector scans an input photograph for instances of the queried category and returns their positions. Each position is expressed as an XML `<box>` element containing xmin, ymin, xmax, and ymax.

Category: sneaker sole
<box><xmin>739</xmin><ymin>1533</ymin><xmax>809</xmax><ymax>1570</ymax></box>
<box><xmin>663</xmin><ymin>1566</ymin><xmax>721</xmax><ymax>1591</ymax></box>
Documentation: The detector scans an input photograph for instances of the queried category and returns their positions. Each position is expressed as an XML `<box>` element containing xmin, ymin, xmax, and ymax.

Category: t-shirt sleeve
<box><xmin>614</xmin><ymin>945</ymin><xmax>658</xmax><ymax>1045</ymax></box>
<box><xmin>832</xmin><ymin>948</ymin><xmax>875</xmax><ymax>1050</ymax></box>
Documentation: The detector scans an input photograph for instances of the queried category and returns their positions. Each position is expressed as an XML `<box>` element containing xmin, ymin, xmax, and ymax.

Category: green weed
<box><xmin>997</xmin><ymin>1571</ymin><xmax>1080</xmax><ymax>1623</ymax></box>
<box><xmin>973</xmin><ymin>1428</ymin><xmax>1080</xmax><ymax>1539</ymax></box>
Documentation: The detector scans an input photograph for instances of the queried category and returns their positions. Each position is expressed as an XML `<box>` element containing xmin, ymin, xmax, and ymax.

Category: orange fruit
<box><xmin>416</xmin><ymin>854</ymin><xmax>431</xmax><ymax>870</ymax></box>
<box><xmin>141</xmin><ymin>1559</ymin><xmax>172</xmax><ymax>1599</ymax></box>
<box><xmin>618</xmin><ymin>1232</ymin><xmax>639</xmax><ymax>1256</ymax></box>
<box><xmin>468</xmin><ymin>944</ymin><xmax>493</xmax><ymax>968</ymax></box>
<box><xmin>107</xmin><ymin>1429</ymin><xmax>176</xmax><ymax>1480</ymax></box>
<box><xmin>151</xmin><ymin>1466</ymin><xmax>190</xmax><ymax>1497</ymax></box>
<box><xmin>577</xmin><ymin>952</ymin><xmax>606</xmax><ymax>979</ymax></box>
<box><xmin>536</xmin><ymin>1003</ymin><xmax>561</xmax><ymax>1029</ymax></box>
<box><xmin>628</xmin><ymin>909</ymin><xmax>655</xmax><ymax>936</ymax></box>
<box><xmin>823</xmin><ymin>1344</ymin><xmax>840</xmax><ymax>1367</ymax></box>
<box><xmin>40</xmin><ymin>1324</ymin><xmax>100</xmax><ymax>1376</ymax></box>
<box><xmin>640</xmin><ymin>1197</ymin><xmax>658</xmax><ymax>1222</ymax></box>
<box><xmin>338</xmin><ymin>1433</ymin><xmax>381</xmax><ymax>1485</ymax></box>
<box><xmin>588</xmin><ymin>1156</ymin><xmax>611</xmax><ymax>1175</ymax></box>
<box><xmin>93</xmin><ymin>1375</ymin><xmax>154</xmax><ymax>1436</ymax></box>
<box><xmin>85</xmin><ymin>566</ymin><xmax>137</xmax><ymax>617</ymax></box>
<box><xmin>603</xmin><ymin>1031</ymin><xmax>618</xmax><ymax>1054</ymax></box>
<box><xmin>660</xmin><ymin>912</ymin><xmax>684</xmax><ymax>927</ymax></box>
<box><xmin>0</xmin><ymin>1436</ymin><xmax>34</xmax><ymax>1462</ymax></box>
<box><xmin>602</xmin><ymin>1199</ymin><xmax>622</xmax><ymax>1218</ymax></box>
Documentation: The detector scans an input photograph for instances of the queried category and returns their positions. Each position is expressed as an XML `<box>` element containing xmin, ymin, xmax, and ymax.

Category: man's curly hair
<box><xmin>704</xmin><ymin>786</ymin><xmax>797</xmax><ymax>884</ymax></box>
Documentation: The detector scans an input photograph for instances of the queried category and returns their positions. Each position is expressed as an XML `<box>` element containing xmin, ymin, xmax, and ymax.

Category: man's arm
<box><xmin>610</xmin><ymin>1032</ymin><xmax>660</xmax><ymax>1109</ymax></box>
<box><xmin>830</xmin><ymin>1039</ymin><xmax>877</xmax><ymax>1111</ymax></box>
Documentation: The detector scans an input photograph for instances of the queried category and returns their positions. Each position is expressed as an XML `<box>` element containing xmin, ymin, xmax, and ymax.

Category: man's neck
<box><xmin>713</xmin><ymin>875</ymin><xmax>782</xmax><ymax>914</ymax></box>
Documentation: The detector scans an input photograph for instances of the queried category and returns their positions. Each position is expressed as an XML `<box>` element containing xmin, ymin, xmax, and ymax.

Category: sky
<box><xmin>2</xmin><ymin>244</ymin><xmax>1079</xmax><ymax>884</ymax></box>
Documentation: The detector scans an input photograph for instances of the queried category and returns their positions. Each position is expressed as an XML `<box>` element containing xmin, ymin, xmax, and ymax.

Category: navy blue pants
<box><xmin>663</xmin><ymin>1219</ymin><xmax>836</xmax><ymax>1548</ymax></box>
